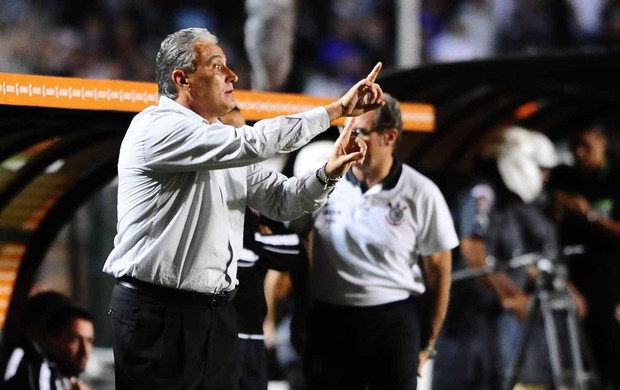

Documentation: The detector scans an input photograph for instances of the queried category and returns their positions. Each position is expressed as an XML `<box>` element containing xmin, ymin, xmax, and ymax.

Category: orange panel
<box><xmin>0</xmin><ymin>73</ymin><xmax>157</xmax><ymax>112</ymax></box>
<box><xmin>0</xmin><ymin>244</ymin><xmax>24</xmax><ymax>328</ymax></box>
<box><xmin>0</xmin><ymin>73</ymin><xmax>434</xmax><ymax>132</ymax></box>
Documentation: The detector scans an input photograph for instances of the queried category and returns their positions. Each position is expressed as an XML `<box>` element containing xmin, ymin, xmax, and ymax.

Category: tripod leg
<box><xmin>566</xmin><ymin>307</ymin><xmax>587</xmax><ymax>389</ymax></box>
<box><xmin>540</xmin><ymin>290</ymin><xmax>601</xmax><ymax>390</ymax></box>
<box><xmin>502</xmin><ymin>295</ymin><xmax>540</xmax><ymax>390</ymax></box>
<box><xmin>539</xmin><ymin>291</ymin><xmax>569</xmax><ymax>389</ymax></box>
<box><xmin>564</xmin><ymin>300</ymin><xmax>601</xmax><ymax>390</ymax></box>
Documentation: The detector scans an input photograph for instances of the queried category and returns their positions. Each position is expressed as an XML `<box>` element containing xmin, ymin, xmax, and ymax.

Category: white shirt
<box><xmin>103</xmin><ymin>96</ymin><xmax>332</xmax><ymax>293</ymax></box>
<box><xmin>311</xmin><ymin>163</ymin><xmax>459</xmax><ymax>306</ymax></box>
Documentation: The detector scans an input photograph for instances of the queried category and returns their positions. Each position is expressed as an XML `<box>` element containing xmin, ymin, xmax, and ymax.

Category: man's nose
<box><xmin>226</xmin><ymin>67</ymin><xmax>238</xmax><ymax>83</ymax></box>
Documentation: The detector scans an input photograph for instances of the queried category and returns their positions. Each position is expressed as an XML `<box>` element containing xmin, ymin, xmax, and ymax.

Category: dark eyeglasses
<box><xmin>352</xmin><ymin>127</ymin><xmax>387</xmax><ymax>136</ymax></box>
<box><xmin>337</xmin><ymin>126</ymin><xmax>387</xmax><ymax>136</ymax></box>
<box><xmin>351</xmin><ymin>128</ymin><xmax>372</xmax><ymax>136</ymax></box>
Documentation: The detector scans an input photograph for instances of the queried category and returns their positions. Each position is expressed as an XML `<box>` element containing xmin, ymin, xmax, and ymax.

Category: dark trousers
<box><xmin>431</xmin><ymin>313</ymin><xmax>500</xmax><ymax>390</ymax></box>
<box><xmin>570</xmin><ymin>251</ymin><xmax>620</xmax><ymax>389</ymax></box>
<box><xmin>304</xmin><ymin>297</ymin><xmax>421</xmax><ymax>390</ymax></box>
<box><xmin>238</xmin><ymin>339</ymin><xmax>268</xmax><ymax>390</ymax></box>
<box><xmin>109</xmin><ymin>283</ymin><xmax>240</xmax><ymax>390</ymax></box>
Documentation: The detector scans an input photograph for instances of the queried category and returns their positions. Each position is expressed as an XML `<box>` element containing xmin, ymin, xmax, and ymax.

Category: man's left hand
<box><xmin>324</xmin><ymin>118</ymin><xmax>367</xmax><ymax>179</ymax></box>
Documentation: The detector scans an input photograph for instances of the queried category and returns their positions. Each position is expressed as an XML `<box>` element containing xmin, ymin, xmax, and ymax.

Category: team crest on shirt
<box><xmin>386</xmin><ymin>202</ymin><xmax>407</xmax><ymax>225</ymax></box>
<box><xmin>321</xmin><ymin>205</ymin><xmax>341</xmax><ymax>224</ymax></box>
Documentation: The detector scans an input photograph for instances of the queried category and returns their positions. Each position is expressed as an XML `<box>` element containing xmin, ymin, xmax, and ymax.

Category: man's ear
<box><xmin>172</xmin><ymin>69</ymin><xmax>189</xmax><ymax>90</ymax></box>
<box><xmin>383</xmin><ymin>128</ymin><xmax>399</xmax><ymax>146</ymax></box>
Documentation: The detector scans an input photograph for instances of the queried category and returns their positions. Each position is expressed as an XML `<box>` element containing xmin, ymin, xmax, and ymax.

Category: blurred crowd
<box><xmin>1</xmin><ymin>0</ymin><xmax>620</xmax><ymax>96</ymax></box>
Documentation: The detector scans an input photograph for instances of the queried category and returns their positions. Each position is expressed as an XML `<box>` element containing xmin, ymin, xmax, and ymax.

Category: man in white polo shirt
<box><xmin>302</xmin><ymin>94</ymin><xmax>458</xmax><ymax>390</ymax></box>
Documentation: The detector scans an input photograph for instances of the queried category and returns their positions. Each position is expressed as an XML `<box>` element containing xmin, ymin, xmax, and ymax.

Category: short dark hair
<box><xmin>373</xmin><ymin>93</ymin><xmax>403</xmax><ymax>141</ymax></box>
<box><xmin>20</xmin><ymin>291</ymin><xmax>73</xmax><ymax>329</ymax></box>
<box><xmin>46</xmin><ymin>305</ymin><xmax>93</xmax><ymax>338</ymax></box>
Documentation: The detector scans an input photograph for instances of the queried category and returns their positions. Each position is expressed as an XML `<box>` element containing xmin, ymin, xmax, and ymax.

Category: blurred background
<box><xmin>1</xmin><ymin>0</ymin><xmax>620</xmax><ymax>389</ymax></box>
<box><xmin>2</xmin><ymin>0</ymin><xmax>619</xmax><ymax>93</ymax></box>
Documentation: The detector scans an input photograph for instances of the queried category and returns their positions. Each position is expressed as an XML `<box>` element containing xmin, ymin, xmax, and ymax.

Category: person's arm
<box><xmin>324</xmin><ymin>62</ymin><xmax>384</xmax><ymax>122</ymax></box>
<box><xmin>553</xmin><ymin>190</ymin><xmax>620</xmax><ymax>237</ymax></box>
<box><xmin>142</xmin><ymin>64</ymin><xmax>382</xmax><ymax>172</ymax></box>
<box><xmin>566</xmin><ymin>281</ymin><xmax>588</xmax><ymax>318</ymax></box>
<box><xmin>460</xmin><ymin>237</ymin><xmax>529</xmax><ymax>321</ymax></box>
<box><xmin>590</xmin><ymin>215</ymin><xmax>620</xmax><ymax>237</ymax></box>
<box><xmin>253</xmin><ymin>222</ymin><xmax>310</xmax><ymax>354</ymax></box>
<box><xmin>246</xmin><ymin>119</ymin><xmax>366</xmax><ymax>221</ymax></box>
<box><xmin>552</xmin><ymin>190</ymin><xmax>590</xmax><ymax>220</ymax></box>
<box><xmin>263</xmin><ymin>269</ymin><xmax>282</xmax><ymax>349</ymax></box>
<box><xmin>418</xmin><ymin>249</ymin><xmax>452</xmax><ymax>376</ymax></box>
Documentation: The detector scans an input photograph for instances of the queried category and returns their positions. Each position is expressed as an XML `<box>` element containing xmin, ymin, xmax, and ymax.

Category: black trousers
<box><xmin>238</xmin><ymin>338</ymin><xmax>268</xmax><ymax>390</ymax></box>
<box><xmin>109</xmin><ymin>283</ymin><xmax>240</xmax><ymax>390</ymax></box>
<box><xmin>304</xmin><ymin>297</ymin><xmax>421</xmax><ymax>390</ymax></box>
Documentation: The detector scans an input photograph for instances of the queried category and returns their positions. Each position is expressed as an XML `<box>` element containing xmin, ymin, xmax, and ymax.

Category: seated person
<box><xmin>2</xmin><ymin>291</ymin><xmax>94</xmax><ymax>390</ymax></box>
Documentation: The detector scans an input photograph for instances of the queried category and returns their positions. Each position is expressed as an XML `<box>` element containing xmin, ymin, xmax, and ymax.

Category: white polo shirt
<box><xmin>311</xmin><ymin>162</ymin><xmax>459</xmax><ymax>306</ymax></box>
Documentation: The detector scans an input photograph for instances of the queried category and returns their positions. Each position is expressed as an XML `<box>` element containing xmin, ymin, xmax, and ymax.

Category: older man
<box><xmin>103</xmin><ymin>27</ymin><xmax>382</xmax><ymax>390</ymax></box>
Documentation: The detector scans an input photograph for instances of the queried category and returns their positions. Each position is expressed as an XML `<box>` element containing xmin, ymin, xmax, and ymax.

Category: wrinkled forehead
<box><xmin>194</xmin><ymin>40</ymin><xmax>226</xmax><ymax>63</ymax></box>
<box><xmin>354</xmin><ymin>110</ymin><xmax>376</xmax><ymax>129</ymax></box>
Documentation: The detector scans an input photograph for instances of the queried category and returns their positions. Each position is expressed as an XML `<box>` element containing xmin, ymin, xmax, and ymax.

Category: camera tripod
<box><xmin>452</xmin><ymin>248</ymin><xmax>601</xmax><ymax>390</ymax></box>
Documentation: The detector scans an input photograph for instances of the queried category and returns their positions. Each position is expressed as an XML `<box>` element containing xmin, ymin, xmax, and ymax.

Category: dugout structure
<box><xmin>1</xmin><ymin>47</ymin><xmax>619</xmax><ymax>368</ymax></box>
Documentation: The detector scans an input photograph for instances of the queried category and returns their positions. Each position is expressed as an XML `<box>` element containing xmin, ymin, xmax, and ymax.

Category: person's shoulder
<box><xmin>454</xmin><ymin>180</ymin><xmax>496</xmax><ymax>208</ymax></box>
<box><xmin>400</xmin><ymin>164</ymin><xmax>438</xmax><ymax>188</ymax></box>
<box><xmin>399</xmin><ymin>165</ymin><xmax>451</xmax><ymax>202</ymax></box>
<box><xmin>1</xmin><ymin>345</ymin><xmax>47</xmax><ymax>389</ymax></box>
<box><xmin>133</xmin><ymin>103</ymin><xmax>159</xmax><ymax>118</ymax></box>
<box><xmin>127</xmin><ymin>104</ymin><xmax>162</xmax><ymax>130</ymax></box>
<box><xmin>126</xmin><ymin>104</ymin><xmax>201</xmax><ymax>142</ymax></box>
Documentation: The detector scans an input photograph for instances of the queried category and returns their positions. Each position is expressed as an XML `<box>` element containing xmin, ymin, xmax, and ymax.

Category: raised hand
<box><xmin>324</xmin><ymin>117</ymin><xmax>367</xmax><ymax>179</ymax></box>
<box><xmin>324</xmin><ymin>62</ymin><xmax>384</xmax><ymax>121</ymax></box>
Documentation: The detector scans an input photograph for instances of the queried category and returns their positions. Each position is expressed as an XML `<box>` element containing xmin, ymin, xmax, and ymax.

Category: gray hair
<box><xmin>374</xmin><ymin>93</ymin><xmax>403</xmax><ymax>141</ymax></box>
<box><xmin>155</xmin><ymin>28</ymin><xmax>219</xmax><ymax>99</ymax></box>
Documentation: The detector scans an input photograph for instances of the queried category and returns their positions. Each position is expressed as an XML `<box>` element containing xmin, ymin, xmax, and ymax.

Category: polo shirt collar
<box><xmin>158</xmin><ymin>95</ymin><xmax>211</xmax><ymax>124</ymax></box>
<box><xmin>345</xmin><ymin>156</ymin><xmax>403</xmax><ymax>193</ymax></box>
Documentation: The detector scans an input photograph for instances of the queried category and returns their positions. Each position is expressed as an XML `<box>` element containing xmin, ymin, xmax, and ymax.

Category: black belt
<box><xmin>117</xmin><ymin>276</ymin><xmax>236</xmax><ymax>306</ymax></box>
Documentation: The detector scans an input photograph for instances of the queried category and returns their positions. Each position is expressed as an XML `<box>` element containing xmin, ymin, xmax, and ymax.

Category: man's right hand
<box><xmin>325</xmin><ymin>62</ymin><xmax>384</xmax><ymax>121</ymax></box>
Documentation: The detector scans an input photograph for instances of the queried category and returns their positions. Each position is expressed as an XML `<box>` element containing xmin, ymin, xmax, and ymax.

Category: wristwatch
<box><xmin>423</xmin><ymin>345</ymin><xmax>437</xmax><ymax>358</ymax></box>
<box><xmin>315</xmin><ymin>163</ymin><xmax>341</xmax><ymax>189</ymax></box>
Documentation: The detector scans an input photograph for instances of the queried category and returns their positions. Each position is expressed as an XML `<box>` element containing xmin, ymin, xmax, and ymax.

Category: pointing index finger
<box><xmin>338</xmin><ymin>117</ymin><xmax>356</xmax><ymax>140</ymax></box>
<box><xmin>365</xmin><ymin>62</ymin><xmax>382</xmax><ymax>83</ymax></box>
